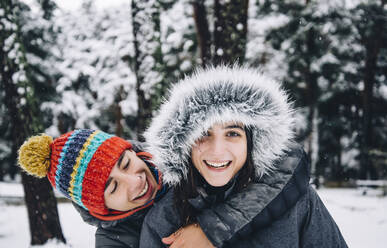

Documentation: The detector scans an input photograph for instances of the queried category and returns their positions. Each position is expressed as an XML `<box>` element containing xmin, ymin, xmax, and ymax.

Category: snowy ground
<box><xmin>0</xmin><ymin>182</ymin><xmax>386</xmax><ymax>247</ymax></box>
<box><xmin>0</xmin><ymin>182</ymin><xmax>96</xmax><ymax>247</ymax></box>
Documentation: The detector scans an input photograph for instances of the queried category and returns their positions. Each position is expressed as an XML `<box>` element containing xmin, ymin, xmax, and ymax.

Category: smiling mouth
<box><xmin>133</xmin><ymin>179</ymin><xmax>150</xmax><ymax>201</ymax></box>
<box><xmin>204</xmin><ymin>160</ymin><xmax>231</xmax><ymax>169</ymax></box>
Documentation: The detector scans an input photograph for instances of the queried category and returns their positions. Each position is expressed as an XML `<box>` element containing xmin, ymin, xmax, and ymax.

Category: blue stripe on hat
<box><xmin>72</xmin><ymin>131</ymin><xmax>113</xmax><ymax>209</ymax></box>
<box><xmin>55</xmin><ymin>129</ymin><xmax>93</xmax><ymax>198</ymax></box>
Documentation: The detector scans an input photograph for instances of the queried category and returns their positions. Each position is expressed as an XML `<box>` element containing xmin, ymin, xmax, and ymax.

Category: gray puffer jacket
<box><xmin>139</xmin><ymin>145</ymin><xmax>347</xmax><ymax>248</ymax></box>
<box><xmin>74</xmin><ymin>145</ymin><xmax>311</xmax><ymax>248</ymax></box>
<box><xmin>74</xmin><ymin>139</ymin><xmax>298</xmax><ymax>248</ymax></box>
<box><xmin>74</xmin><ymin>203</ymin><xmax>147</xmax><ymax>248</ymax></box>
<box><xmin>141</xmin><ymin>66</ymin><xmax>347</xmax><ymax>247</ymax></box>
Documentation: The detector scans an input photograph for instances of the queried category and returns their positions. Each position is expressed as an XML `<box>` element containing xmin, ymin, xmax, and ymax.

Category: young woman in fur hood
<box><xmin>140</xmin><ymin>65</ymin><xmax>348</xmax><ymax>247</ymax></box>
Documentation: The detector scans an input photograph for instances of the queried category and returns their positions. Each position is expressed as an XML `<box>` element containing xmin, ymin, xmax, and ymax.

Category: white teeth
<box><xmin>137</xmin><ymin>181</ymin><xmax>148</xmax><ymax>198</ymax></box>
<box><xmin>205</xmin><ymin>161</ymin><xmax>230</xmax><ymax>168</ymax></box>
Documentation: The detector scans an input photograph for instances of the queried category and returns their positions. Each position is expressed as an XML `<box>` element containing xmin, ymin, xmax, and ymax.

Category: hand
<box><xmin>162</xmin><ymin>223</ymin><xmax>216</xmax><ymax>248</ymax></box>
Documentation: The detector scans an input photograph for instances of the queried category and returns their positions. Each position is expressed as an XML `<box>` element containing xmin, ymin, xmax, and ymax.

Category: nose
<box><xmin>207</xmin><ymin>136</ymin><xmax>225</xmax><ymax>156</ymax></box>
<box><xmin>121</xmin><ymin>173</ymin><xmax>144</xmax><ymax>198</ymax></box>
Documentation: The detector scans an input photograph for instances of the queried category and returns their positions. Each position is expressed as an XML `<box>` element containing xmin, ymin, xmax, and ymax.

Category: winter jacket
<box><xmin>139</xmin><ymin>145</ymin><xmax>347</xmax><ymax>247</ymax></box>
<box><xmin>73</xmin><ymin>138</ymin><xmax>278</xmax><ymax>248</ymax></box>
<box><xmin>74</xmin><ymin>203</ymin><xmax>147</xmax><ymax>248</ymax></box>
<box><xmin>141</xmin><ymin>66</ymin><xmax>348</xmax><ymax>247</ymax></box>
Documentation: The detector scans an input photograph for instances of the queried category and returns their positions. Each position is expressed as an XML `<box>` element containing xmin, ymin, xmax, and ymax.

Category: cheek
<box><xmin>234</xmin><ymin>141</ymin><xmax>247</xmax><ymax>164</ymax></box>
<box><xmin>135</xmin><ymin>157</ymin><xmax>150</xmax><ymax>171</ymax></box>
<box><xmin>191</xmin><ymin>146</ymin><xmax>202</xmax><ymax>169</ymax></box>
<box><xmin>241</xmin><ymin>145</ymin><xmax>247</xmax><ymax>161</ymax></box>
<box><xmin>114</xmin><ymin>195</ymin><xmax>131</xmax><ymax>210</ymax></box>
<box><xmin>191</xmin><ymin>145</ymin><xmax>200</xmax><ymax>159</ymax></box>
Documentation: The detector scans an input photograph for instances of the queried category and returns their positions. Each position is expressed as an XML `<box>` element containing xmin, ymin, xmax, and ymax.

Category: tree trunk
<box><xmin>300</xmin><ymin>27</ymin><xmax>319</xmax><ymax>164</ymax></box>
<box><xmin>131</xmin><ymin>0</ymin><xmax>164</xmax><ymax>141</ymax></box>
<box><xmin>135</xmin><ymin>82</ymin><xmax>153</xmax><ymax>141</ymax></box>
<box><xmin>192</xmin><ymin>0</ymin><xmax>212</xmax><ymax>65</ymax></box>
<box><xmin>115</xmin><ymin>85</ymin><xmax>124</xmax><ymax>137</ymax></box>
<box><xmin>192</xmin><ymin>0</ymin><xmax>248</xmax><ymax>66</ymax></box>
<box><xmin>0</xmin><ymin>5</ymin><xmax>66</xmax><ymax>241</ymax></box>
<box><xmin>22</xmin><ymin>174</ymin><xmax>66</xmax><ymax>244</ymax></box>
<box><xmin>213</xmin><ymin>0</ymin><xmax>249</xmax><ymax>65</ymax></box>
<box><xmin>358</xmin><ymin>2</ymin><xmax>385</xmax><ymax>179</ymax></box>
<box><xmin>359</xmin><ymin>37</ymin><xmax>381</xmax><ymax>180</ymax></box>
<box><xmin>1</xmin><ymin>70</ymin><xmax>66</xmax><ymax>245</ymax></box>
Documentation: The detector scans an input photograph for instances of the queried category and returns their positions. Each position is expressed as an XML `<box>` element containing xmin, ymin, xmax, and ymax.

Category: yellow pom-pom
<box><xmin>18</xmin><ymin>134</ymin><xmax>53</xmax><ymax>178</ymax></box>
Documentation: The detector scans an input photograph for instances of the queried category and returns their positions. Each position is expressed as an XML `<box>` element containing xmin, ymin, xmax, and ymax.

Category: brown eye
<box><xmin>227</xmin><ymin>131</ymin><xmax>240</xmax><ymax>137</ymax></box>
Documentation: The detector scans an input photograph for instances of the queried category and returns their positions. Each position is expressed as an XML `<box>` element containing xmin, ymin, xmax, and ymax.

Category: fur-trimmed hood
<box><xmin>144</xmin><ymin>65</ymin><xmax>296</xmax><ymax>186</ymax></box>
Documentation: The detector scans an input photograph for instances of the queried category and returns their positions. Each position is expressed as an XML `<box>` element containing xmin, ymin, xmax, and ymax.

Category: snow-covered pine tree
<box><xmin>160</xmin><ymin>0</ymin><xmax>197</xmax><ymax>88</ymax></box>
<box><xmin>0</xmin><ymin>90</ymin><xmax>13</xmax><ymax>180</ymax></box>
<box><xmin>44</xmin><ymin>0</ymin><xmax>196</xmax><ymax>140</ymax></box>
<box><xmin>253</xmin><ymin>1</ymin><xmax>353</xmax><ymax>181</ymax></box>
<box><xmin>256</xmin><ymin>0</ymin><xmax>334</xmax><ymax>178</ymax></box>
<box><xmin>0</xmin><ymin>0</ymin><xmax>65</xmax><ymax>244</ymax></box>
<box><xmin>253</xmin><ymin>0</ymin><xmax>387</xmax><ymax>181</ymax></box>
<box><xmin>131</xmin><ymin>0</ymin><xmax>166</xmax><ymax>140</ymax></box>
<box><xmin>44</xmin><ymin>1</ymin><xmax>137</xmax><ymax>138</ymax></box>
<box><xmin>331</xmin><ymin>0</ymin><xmax>387</xmax><ymax>180</ymax></box>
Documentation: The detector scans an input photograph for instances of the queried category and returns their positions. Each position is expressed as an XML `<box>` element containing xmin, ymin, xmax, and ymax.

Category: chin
<box><xmin>205</xmin><ymin>178</ymin><xmax>231</xmax><ymax>187</ymax></box>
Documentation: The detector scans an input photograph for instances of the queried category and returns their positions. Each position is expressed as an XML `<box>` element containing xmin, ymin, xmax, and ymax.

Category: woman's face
<box><xmin>191</xmin><ymin>122</ymin><xmax>247</xmax><ymax>187</ymax></box>
<box><xmin>104</xmin><ymin>150</ymin><xmax>158</xmax><ymax>211</ymax></box>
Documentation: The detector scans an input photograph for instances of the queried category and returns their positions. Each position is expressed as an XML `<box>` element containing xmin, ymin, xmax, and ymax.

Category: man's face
<box><xmin>191</xmin><ymin>122</ymin><xmax>247</xmax><ymax>187</ymax></box>
<box><xmin>104</xmin><ymin>150</ymin><xmax>158</xmax><ymax>211</ymax></box>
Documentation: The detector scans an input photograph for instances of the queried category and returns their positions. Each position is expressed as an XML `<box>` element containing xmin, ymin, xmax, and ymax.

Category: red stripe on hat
<box><xmin>47</xmin><ymin>131</ymin><xmax>74</xmax><ymax>189</ymax></box>
<box><xmin>81</xmin><ymin>136</ymin><xmax>132</xmax><ymax>215</ymax></box>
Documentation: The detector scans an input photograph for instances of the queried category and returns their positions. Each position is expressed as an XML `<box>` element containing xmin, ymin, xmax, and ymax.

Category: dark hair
<box><xmin>174</xmin><ymin>127</ymin><xmax>255</xmax><ymax>226</ymax></box>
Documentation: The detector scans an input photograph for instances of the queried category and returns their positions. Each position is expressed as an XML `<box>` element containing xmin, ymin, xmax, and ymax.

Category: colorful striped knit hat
<box><xmin>18</xmin><ymin>129</ymin><xmax>137</xmax><ymax>219</ymax></box>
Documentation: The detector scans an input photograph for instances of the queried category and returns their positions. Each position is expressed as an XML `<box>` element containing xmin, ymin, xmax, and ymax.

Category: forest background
<box><xmin>0</xmin><ymin>0</ymin><xmax>386</xmax><ymax>245</ymax></box>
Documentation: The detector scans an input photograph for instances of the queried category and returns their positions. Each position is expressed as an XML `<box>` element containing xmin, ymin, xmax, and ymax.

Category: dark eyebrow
<box><xmin>104</xmin><ymin>151</ymin><xmax>126</xmax><ymax>191</ymax></box>
<box><xmin>105</xmin><ymin>177</ymin><xmax>113</xmax><ymax>192</ymax></box>
<box><xmin>125</xmin><ymin>158</ymin><xmax>131</xmax><ymax>169</ymax></box>
<box><xmin>225</xmin><ymin>125</ymin><xmax>244</xmax><ymax>130</ymax></box>
<box><xmin>117</xmin><ymin>151</ymin><xmax>126</xmax><ymax>169</ymax></box>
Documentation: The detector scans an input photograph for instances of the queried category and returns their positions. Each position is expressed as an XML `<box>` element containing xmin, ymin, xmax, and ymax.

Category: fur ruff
<box><xmin>144</xmin><ymin>65</ymin><xmax>296</xmax><ymax>186</ymax></box>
